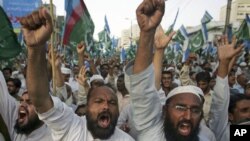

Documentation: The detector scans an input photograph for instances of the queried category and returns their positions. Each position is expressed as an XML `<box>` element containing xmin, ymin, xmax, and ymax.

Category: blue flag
<box><xmin>104</xmin><ymin>15</ymin><xmax>111</xmax><ymax>34</ymax></box>
<box><xmin>201</xmin><ymin>11</ymin><xmax>213</xmax><ymax>41</ymax></box>
<box><xmin>165</xmin><ymin>8</ymin><xmax>179</xmax><ymax>35</ymax></box>
<box><xmin>182</xmin><ymin>40</ymin><xmax>190</xmax><ymax>63</ymax></box>
<box><xmin>227</xmin><ymin>24</ymin><xmax>233</xmax><ymax>43</ymax></box>
<box><xmin>120</xmin><ymin>47</ymin><xmax>126</xmax><ymax>63</ymax></box>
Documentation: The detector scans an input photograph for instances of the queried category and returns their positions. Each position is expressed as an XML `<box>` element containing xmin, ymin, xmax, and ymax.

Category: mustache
<box><xmin>97</xmin><ymin>111</ymin><xmax>112</xmax><ymax>119</ymax></box>
<box><xmin>19</xmin><ymin>106</ymin><xmax>29</xmax><ymax>114</ymax></box>
<box><xmin>177</xmin><ymin>119</ymin><xmax>193</xmax><ymax>127</ymax></box>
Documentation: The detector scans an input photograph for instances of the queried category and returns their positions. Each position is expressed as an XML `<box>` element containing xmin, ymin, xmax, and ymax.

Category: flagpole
<box><xmin>50</xmin><ymin>0</ymin><xmax>56</xmax><ymax>96</ymax></box>
<box><xmin>224</xmin><ymin>0</ymin><xmax>232</xmax><ymax>34</ymax></box>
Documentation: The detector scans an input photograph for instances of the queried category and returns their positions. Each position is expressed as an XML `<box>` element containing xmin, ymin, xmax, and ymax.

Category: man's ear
<box><xmin>162</xmin><ymin>105</ymin><xmax>166</xmax><ymax>118</ymax></box>
<box><xmin>229</xmin><ymin>113</ymin><xmax>234</xmax><ymax>122</ymax></box>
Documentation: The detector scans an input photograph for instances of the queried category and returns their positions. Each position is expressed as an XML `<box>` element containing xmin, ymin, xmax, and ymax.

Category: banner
<box><xmin>2</xmin><ymin>0</ymin><xmax>41</xmax><ymax>29</ymax></box>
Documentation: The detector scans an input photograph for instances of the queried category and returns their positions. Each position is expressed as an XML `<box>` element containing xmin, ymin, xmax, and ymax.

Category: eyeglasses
<box><xmin>167</xmin><ymin>104</ymin><xmax>202</xmax><ymax>117</ymax></box>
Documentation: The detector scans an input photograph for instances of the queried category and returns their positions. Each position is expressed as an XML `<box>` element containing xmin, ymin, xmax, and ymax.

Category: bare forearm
<box><xmin>89</xmin><ymin>61</ymin><xmax>98</xmax><ymax>74</ymax></box>
<box><xmin>134</xmin><ymin>31</ymin><xmax>155</xmax><ymax>74</ymax></box>
<box><xmin>27</xmin><ymin>46</ymin><xmax>52</xmax><ymax>113</ymax></box>
<box><xmin>78</xmin><ymin>55</ymin><xmax>85</xmax><ymax>69</ymax></box>
<box><xmin>228</xmin><ymin>56</ymin><xmax>236</xmax><ymax>72</ymax></box>
<box><xmin>153</xmin><ymin>49</ymin><xmax>164</xmax><ymax>90</ymax></box>
<box><xmin>218</xmin><ymin>60</ymin><xmax>230</xmax><ymax>78</ymax></box>
<box><xmin>55</xmin><ymin>66</ymin><xmax>64</xmax><ymax>87</ymax></box>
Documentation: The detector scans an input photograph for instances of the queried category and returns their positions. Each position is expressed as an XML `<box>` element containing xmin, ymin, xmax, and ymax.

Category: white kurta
<box><xmin>124</xmin><ymin>61</ymin><xmax>216</xmax><ymax>141</ymax></box>
<box><xmin>0</xmin><ymin>71</ymin><xmax>53</xmax><ymax>141</ymax></box>
<box><xmin>38</xmin><ymin>96</ymin><xmax>135</xmax><ymax>141</ymax></box>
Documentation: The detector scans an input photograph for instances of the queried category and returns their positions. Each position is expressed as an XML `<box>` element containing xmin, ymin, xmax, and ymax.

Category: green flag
<box><xmin>172</xmin><ymin>30</ymin><xmax>186</xmax><ymax>45</ymax></box>
<box><xmin>235</xmin><ymin>18</ymin><xmax>250</xmax><ymax>40</ymax></box>
<box><xmin>63</xmin><ymin>0</ymin><xmax>95</xmax><ymax>48</ymax></box>
<box><xmin>98</xmin><ymin>29</ymin><xmax>112</xmax><ymax>55</ymax></box>
<box><xmin>189</xmin><ymin>30</ymin><xmax>205</xmax><ymax>52</ymax></box>
<box><xmin>0</xmin><ymin>6</ymin><xmax>21</xmax><ymax>59</ymax></box>
<box><xmin>172</xmin><ymin>25</ymin><xmax>188</xmax><ymax>45</ymax></box>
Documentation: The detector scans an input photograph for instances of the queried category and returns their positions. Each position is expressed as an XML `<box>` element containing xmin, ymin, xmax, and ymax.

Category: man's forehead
<box><xmin>91</xmin><ymin>86</ymin><xmax>116</xmax><ymax>98</ymax></box>
<box><xmin>236</xmin><ymin>99</ymin><xmax>250</xmax><ymax>107</ymax></box>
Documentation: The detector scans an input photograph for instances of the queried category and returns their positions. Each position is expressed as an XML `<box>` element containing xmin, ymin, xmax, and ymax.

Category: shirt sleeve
<box><xmin>0</xmin><ymin>71</ymin><xmax>18</xmax><ymax>135</ymax></box>
<box><xmin>37</xmin><ymin>96</ymin><xmax>86</xmax><ymax>141</ymax></box>
<box><xmin>55</xmin><ymin>85</ymin><xmax>67</xmax><ymax>101</ymax></box>
<box><xmin>208</xmin><ymin>76</ymin><xmax>230</xmax><ymax>141</ymax></box>
<box><xmin>180</xmin><ymin>64</ymin><xmax>196</xmax><ymax>86</ymax></box>
<box><xmin>124</xmin><ymin>61</ymin><xmax>162</xmax><ymax>131</ymax></box>
<box><xmin>77</xmin><ymin>84</ymin><xmax>87</xmax><ymax>106</ymax></box>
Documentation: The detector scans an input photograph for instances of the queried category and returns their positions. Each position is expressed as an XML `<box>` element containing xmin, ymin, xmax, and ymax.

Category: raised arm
<box><xmin>20</xmin><ymin>8</ymin><xmax>53</xmax><ymax>113</ymax></box>
<box><xmin>77</xmin><ymin>41</ymin><xmax>86</xmax><ymax>69</ymax></box>
<box><xmin>180</xmin><ymin>53</ymin><xmax>197</xmax><ymax>86</ymax></box>
<box><xmin>217</xmin><ymin>36</ymin><xmax>243</xmax><ymax>78</ymax></box>
<box><xmin>48</xmin><ymin>51</ymin><xmax>68</xmax><ymax>101</ymax></box>
<box><xmin>133</xmin><ymin>0</ymin><xmax>165</xmax><ymax>74</ymax></box>
<box><xmin>153</xmin><ymin>25</ymin><xmax>175</xmax><ymax>90</ymax></box>
<box><xmin>209</xmin><ymin>36</ymin><xmax>243</xmax><ymax>141</ymax></box>
<box><xmin>76</xmin><ymin>66</ymin><xmax>89</xmax><ymax>106</ymax></box>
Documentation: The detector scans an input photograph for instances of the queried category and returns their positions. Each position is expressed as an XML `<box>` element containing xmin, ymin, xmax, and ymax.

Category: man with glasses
<box><xmin>123</xmin><ymin>0</ymin><xmax>231</xmax><ymax>140</ymax></box>
<box><xmin>162</xmin><ymin>85</ymin><xmax>205</xmax><ymax>141</ymax></box>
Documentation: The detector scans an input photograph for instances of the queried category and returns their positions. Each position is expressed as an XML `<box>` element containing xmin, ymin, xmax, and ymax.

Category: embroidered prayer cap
<box><xmin>166</xmin><ymin>85</ymin><xmax>204</xmax><ymax>102</ymax></box>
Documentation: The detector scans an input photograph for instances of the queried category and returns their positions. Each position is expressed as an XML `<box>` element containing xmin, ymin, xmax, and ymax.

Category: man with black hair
<box><xmin>228</xmin><ymin>94</ymin><xmax>250</xmax><ymax>124</ymax></box>
<box><xmin>196</xmin><ymin>71</ymin><xmax>214</xmax><ymax>123</ymax></box>
<box><xmin>160</xmin><ymin>70</ymin><xmax>178</xmax><ymax>96</ymax></box>
<box><xmin>6</xmin><ymin>78</ymin><xmax>22</xmax><ymax>100</ymax></box>
<box><xmin>2</xmin><ymin>67</ymin><xmax>12</xmax><ymax>80</ymax></box>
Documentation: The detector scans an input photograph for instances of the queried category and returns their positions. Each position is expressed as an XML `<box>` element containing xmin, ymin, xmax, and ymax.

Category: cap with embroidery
<box><xmin>166</xmin><ymin>85</ymin><xmax>204</xmax><ymax>102</ymax></box>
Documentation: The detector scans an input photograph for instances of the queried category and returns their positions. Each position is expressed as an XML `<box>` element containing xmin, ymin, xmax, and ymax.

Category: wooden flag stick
<box><xmin>50</xmin><ymin>0</ymin><xmax>56</xmax><ymax>96</ymax></box>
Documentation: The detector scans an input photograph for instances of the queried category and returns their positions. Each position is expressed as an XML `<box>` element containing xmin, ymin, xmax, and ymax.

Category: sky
<box><xmin>42</xmin><ymin>0</ymin><xmax>228</xmax><ymax>39</ymax></box>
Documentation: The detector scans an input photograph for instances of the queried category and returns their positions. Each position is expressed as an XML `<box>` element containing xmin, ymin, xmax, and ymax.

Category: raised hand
<box><xmin>136</xmin><ymin>0</ymin><xmax>165</xmax><ymax>32</ymax></box>
<box><xmin>217</xmin><ymin>36</ymin><xmax>243</xmax><ymax>63</ymax></box>
<box><xmin>154</xmin><ymin>25</ymin><xmax>175</xmax><ymax>49</ymax></box>
<box><xmin>20</xmin><ymin>7</ymin><xmax>53</xmax><ymax>48</ymax></box>
<box><xmin>217</xmin><ymin>35</ymin><xmax>244</xmax><ymax>78</ymax></box>
<box><xmin>77</xmin><ymin>41</ymin><xmax>86</xmax><ymax>55</ymax></box>
<box><xmin>55</xmin><ymin>53</ymin><xmax>62</xmax><ymax>69</ymax></box>
<box><xmin>76</xmin><ymin>66</ymin><xmax>88</xmax><ymax>86</ymax></box>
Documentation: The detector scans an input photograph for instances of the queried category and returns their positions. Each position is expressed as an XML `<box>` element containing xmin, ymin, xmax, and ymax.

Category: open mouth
<box><xmin>178</xmin><ymin>122</ymin><xmax>192</xmax><ymax>136</ymax></box>
<box><xmin>18</xmin><ymin>108</ymin><xmax>28</xmax><ymax>124</ymax></box>
<box><xmin>97</xmin><ymin>112</ymin><xmax>111</xmax><ymax>128</ymax></box>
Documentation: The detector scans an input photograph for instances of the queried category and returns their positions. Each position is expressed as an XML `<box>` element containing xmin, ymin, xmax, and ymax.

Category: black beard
<box><xmin>14</xmin><ymin>115</ymin><xmax>42</xmax><ymax>135</ymax></box>
<box><xmin>86</xmin><ymin>111</ymin><xmax>118</xmax><ymax>139</ymax></box>
<box><xmin>164</xmin><ymin>115</ymin><xmax>200</xmax><ymax>141</ymax></box>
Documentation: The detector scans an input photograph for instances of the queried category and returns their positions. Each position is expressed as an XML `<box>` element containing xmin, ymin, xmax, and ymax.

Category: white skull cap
<box><xmin>166</xmin><ymin>85</ymin><xmax>204</xmax><ymax>102</ymax></box>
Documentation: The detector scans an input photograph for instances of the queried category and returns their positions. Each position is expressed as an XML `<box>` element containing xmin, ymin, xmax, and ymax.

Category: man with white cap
<box><xmin>124</xmin><ymin>0</ymin><xmax>215</xmax><ymax>140</ymax></box>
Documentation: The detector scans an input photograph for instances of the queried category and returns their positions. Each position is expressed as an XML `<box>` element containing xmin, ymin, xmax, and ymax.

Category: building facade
<box><xmin>120</xmin><ymin>24</ymin><xmax>140</xmax><ymax>49</ymax></box>
<box><xmin>220</xmin><ymin>0</ymin><xmax>250</xmax><ymax>22</ymax></box>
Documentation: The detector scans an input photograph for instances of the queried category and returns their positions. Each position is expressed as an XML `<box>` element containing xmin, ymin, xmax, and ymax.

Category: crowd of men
<box><xmin>0</xmin><ymin>0</ymin><xmax>250</xmax><ymax>141</ymax></box>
